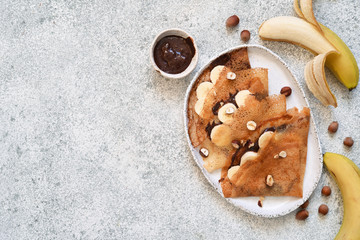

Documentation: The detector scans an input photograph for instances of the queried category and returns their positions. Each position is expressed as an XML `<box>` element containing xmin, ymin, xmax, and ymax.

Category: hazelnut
<box><xmin>300</xmin><ymin>200</ymin><xmax>309</xmax><ymax>209</ymax></box>
<box><xmin>328</xmin><ymin>121</ymin><xmax>339</xmax><ymax>133</ymax></box>
<box><xmin>280</xmin><ymin>86</ymin><xmax>292</xmax><ymax>97</ymax></box>
<box><xmin>226</xmin><ymin>72</ymin><xmax>236</xmax><ymax>80</ymax></box>
<box><xmin>258</xmin><ymin>196</ymin><xmax>265</xmax><ymax>207</ymax></box>
<box><xmin>343</xmin><ymin>137</ymin><xmax>354</xmax><ymax>147</ymax></box>
<box><xmin>240</xmin><ymin>30</ymin><xmax>250</xmax><ymax>42</ymax></box>
<box><xmin>296</xmin><ymin>210</ymin><xmax>309</xmax><ymax>220</ymax></box>
<box><xmin>279</xmin><ymin>151</ymin><xmax>287</xmax><ymax>158</ymax></box>
<box><xmin>266</xmin><ymin>175</ymin><xmax>274</xmax><ymax>187</ymax></box>
<box><xmin>232</xmin><ymin>140</ymin><xmax>241</xmax><ymax>149</ymax></box>
<box><xmin>226</xmin><ymin>15</ymin><xmax>239</xmax><ymax>27</ymax></box>
<box><xmin>318</xmin><ymin>204</ymin><xmax>329</xmax><ymax>215</ymax></box>
<box><xmin>199</xmin><ymin>148</ymin><xmax>209</xmax><ymax>158</ymax></box>
<box><xmin>225</xmin><ymin>106</ymin><xmax>235</xmax><ymax>114</ymax></box>
<box><xmin>247</xmin><ymin>121</ymin><xmax>257</xmax><ymax>131</ymax></box>
<box><xmin>321</xmin><ymin>186</ymin><xmax>331</xmax><ymax>196</ymax></box>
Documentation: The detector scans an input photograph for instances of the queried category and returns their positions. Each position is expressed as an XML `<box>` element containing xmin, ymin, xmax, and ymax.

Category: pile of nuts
<box><xmin>328</xmin><ymin>121</ymin><xmax>354</xmax><ymax>147</ymax></box>
<box><xmin>225</xmin><ymin>15</ymin><xmax>251</xmax><ymax>42</ymax></box>
<box><xmin>295</xmin><ymin>90</ymin><xmax>355</xmax><ymax>221</ymax></box>
<box><xmin>319</xmin><ymin>186</ymin><xmax>331</xmax><ymax>215</ymax></box>
<box><xmin>296</xmin><ymin>185</ymin><xmax>331</xmax><ymax>220</ymax></box>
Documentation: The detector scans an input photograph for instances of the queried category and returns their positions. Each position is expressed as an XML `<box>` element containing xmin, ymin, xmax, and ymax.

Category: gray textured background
<box><xmin>0</xmin><ymin>0</ymin><xmax>359</xmax><ymax>239</ymax></box>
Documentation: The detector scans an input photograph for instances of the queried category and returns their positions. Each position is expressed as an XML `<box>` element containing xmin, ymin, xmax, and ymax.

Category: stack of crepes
<box><xmin>187</xmin><ymin>47</ymin><xmax>310</xmax><ymax>198</ymax></box>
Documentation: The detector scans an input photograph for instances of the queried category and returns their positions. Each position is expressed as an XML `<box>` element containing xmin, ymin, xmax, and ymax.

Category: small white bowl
<box><xmin>150</xmin><ymin>28</ymin><xmax>198</xmax><ymax>79</ymax></box>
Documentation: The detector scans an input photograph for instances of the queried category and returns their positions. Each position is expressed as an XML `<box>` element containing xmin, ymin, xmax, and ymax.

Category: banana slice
<box><xmin>194</xmin><ymin>98</ymin><xmax>205</xmax><ymax>116</ymax></box>
<box><xmin>218</xmin><ymin>103</ymin><xmax>237</xmax><ymax>124</ymax></box>
<box><xmin>210</xmin><ymin>124</ymin><xmax>232</xmax><ymax>147</ymax></box>
<box><xmin>240</xmin><ymin>151</ymin><xmax>258</xmax><ymax>166</ymax></box>
<box><xmin>258</xmin><ymin>131</ymin><xmax>274</xmax><ymax>148</ymax></box>
<box><xmin>210</xmin><ymin>65</ymin><xmax>226</xmax><ymax>84</ymax></box>
<box><xmin>235</xmin><ymin>90</ymin><xmax>252</xmax><ymax>107</ymax></box>
<box><xmin>228</xmin><ymin>165</ymin><xmax>240</xmax><ymax>182</ymax></box>
<box><xmin>196</xmin><ymin>82</ymin><xmax>214</xmax><ymax>99</ymax></box>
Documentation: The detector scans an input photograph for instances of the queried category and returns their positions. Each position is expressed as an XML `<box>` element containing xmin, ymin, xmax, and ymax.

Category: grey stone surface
<box><xmin>0</xmin><ymin>0</ymin><xmax>359</xmax><ymax>239</ymax></box>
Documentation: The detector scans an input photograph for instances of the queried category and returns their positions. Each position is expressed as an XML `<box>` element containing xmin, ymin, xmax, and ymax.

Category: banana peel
<box><xmin>299</xmin><ymin>0</ymin><xmax>322</xmax><ymax>32</ymax></box>
<box><xmin>324</xmin><ymin>153</ymin><xmax>360</xmax><ymax>240</ymax></box>
<box><xmin>305</xmin><ymin>52</ymin><xmax>337</xmax><ymax>107</ymax></box>
<box><xmin>320</xmin><ymin>24</ymin><xmax>359</xmax><ymax>90</ymax></box>
<box><xmin>293</xmin><ymin>0</ymin><xmax>304</xmax><ymax>19</ymax></box>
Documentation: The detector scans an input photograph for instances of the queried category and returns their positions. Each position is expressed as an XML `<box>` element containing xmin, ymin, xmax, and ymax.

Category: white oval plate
<box><xmin>184</xmin><ymin>45</ymin><xmax>323</xmax><ymax>218</ymax></box>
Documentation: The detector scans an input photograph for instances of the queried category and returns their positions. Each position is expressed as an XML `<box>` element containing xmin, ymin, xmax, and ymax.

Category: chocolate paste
<box><xmin>154</xmin><ymin>36</ymin><xmax>195</xmax><ymax>74</ymax></box>
<box><xmin>230</xmin><ymin>127</ymin><xmax>277</xmax><ymax>167</ymax></box>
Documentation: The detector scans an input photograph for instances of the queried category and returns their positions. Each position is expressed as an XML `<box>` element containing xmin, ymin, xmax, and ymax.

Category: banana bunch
<box><xmin>324</xmin><ymin>153</ymin><xmax>360</xmax><ymax>240</ymax></box>
<box><xmin>259</xmin><ymin>0</ymin><xmax>359</xmax><ymax>107</ymax></box>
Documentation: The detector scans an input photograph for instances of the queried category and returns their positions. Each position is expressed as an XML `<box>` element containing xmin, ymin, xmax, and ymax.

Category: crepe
<box><xmin>220</xmin><ymin>107</ymin><xmax>310</xmax><ymax>198</ymax></box>
<box><xmin>187</xmin><ymin>47</ymin><xmax>310</xmax><ymax>198</ymax></box>
<box><xmin>200</xmin><ymin>93</ymin><xmax>288</xmax><ymax>172</ymax></box>
<box><xmin>199</xmin><ymin>68</ymin><xmax>268</xmax><ymax>120</ymax></box>
<box><xmin>188</xmin><ymin>48</ymin><xmax>257</xmax><ymax>148</ymax></box>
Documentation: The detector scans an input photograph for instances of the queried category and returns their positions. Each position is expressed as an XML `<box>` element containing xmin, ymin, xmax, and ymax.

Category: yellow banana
<box><xmin>295</xmin><ymin>0</ymin><xmax>359</xmax><ymax>89</ymax></box>
<box><xmin>258</xmin><ymin>17</ymin><xmax>340</xmax><ymax>106</ymax></box>
<box><xmin>260</xmin><ymin>0</ymin><xmax>359</xmax><ymax>94</ymax></box>
<box><xmin>324</xmin><ymin>152</ymin><xmax>360</xmax><ymax>240</ymax></box>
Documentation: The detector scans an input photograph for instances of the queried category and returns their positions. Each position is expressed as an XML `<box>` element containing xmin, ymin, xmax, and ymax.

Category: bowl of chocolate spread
<box><xmin>150</xmin><ymin>28</ymin><xmax>198</xmax><ymax>79</ymax></box>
